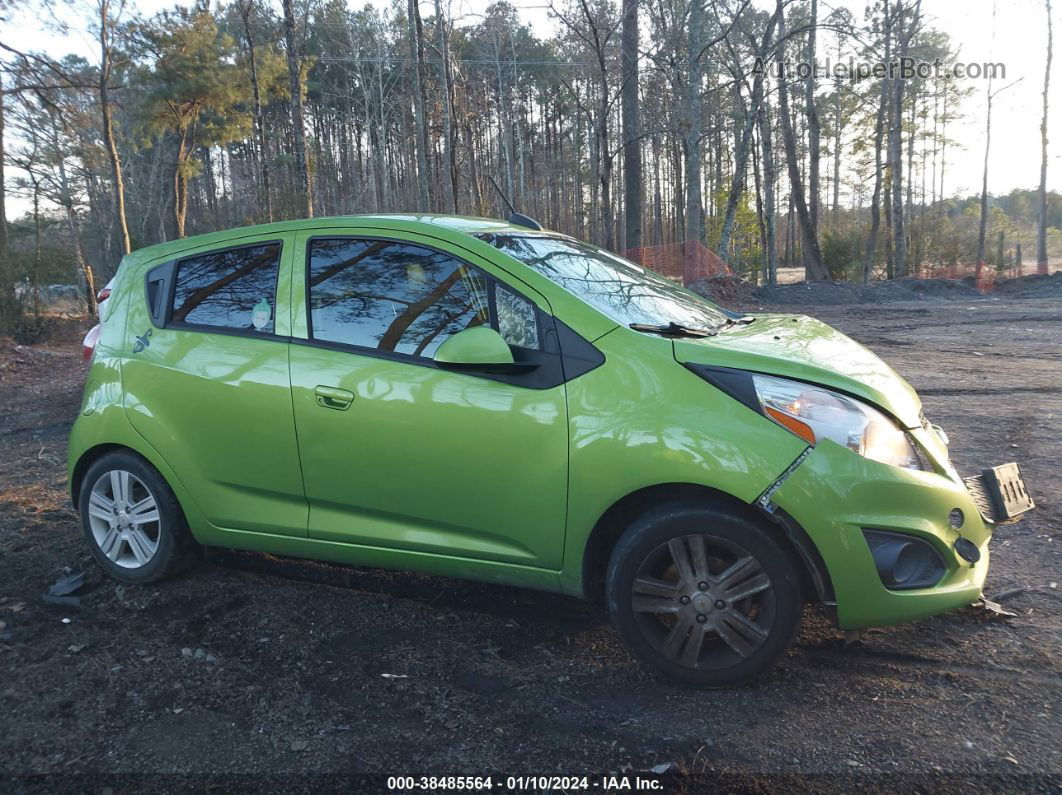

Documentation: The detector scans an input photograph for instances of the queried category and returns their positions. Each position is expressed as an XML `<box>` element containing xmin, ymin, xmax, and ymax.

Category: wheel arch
<box><xmin>71</xmin><ymin>443</ymin><xmax>128</xmax><ymax>505</ymax></box>
<box><xmin>71</xmin><ymin>442</ymin><xmax>200</xmax><ymax>536</ymax></box>
<box><xmin>579</xmin><ymin>482</ymin><xmax>834</xmax><ymax>606</ymax></box>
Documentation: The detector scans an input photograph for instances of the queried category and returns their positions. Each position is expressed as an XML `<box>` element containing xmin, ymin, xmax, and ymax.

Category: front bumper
<box><xmin>770</xmin><ymin>438</ymin><xmax>994</xmax><ymax>630</ymax></box>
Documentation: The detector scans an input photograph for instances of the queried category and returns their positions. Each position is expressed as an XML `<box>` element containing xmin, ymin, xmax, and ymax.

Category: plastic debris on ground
<box><xmin>44</xmin><ymin>572</ymin><xmax>86</xmax><ymax>606</ymax></box>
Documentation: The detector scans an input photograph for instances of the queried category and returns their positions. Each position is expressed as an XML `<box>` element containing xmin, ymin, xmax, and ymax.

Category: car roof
<box><xmin>122</xmin><ymin>214</ymin><xmax>541</xmax><ymax>266</ymax></box>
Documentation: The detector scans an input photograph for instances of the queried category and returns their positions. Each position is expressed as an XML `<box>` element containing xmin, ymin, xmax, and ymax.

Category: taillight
<box><xmin>82</xmin><ymin>324</ymin><xmax>101</xmax><ymax>363</ymax></box>
<box><xmin>96</xmin><ymin>287</ymin><xmax>111</xmax><ymax>303</ymax></box>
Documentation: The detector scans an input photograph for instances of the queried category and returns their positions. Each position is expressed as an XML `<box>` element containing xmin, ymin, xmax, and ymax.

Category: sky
<box><xmin>4</xmin><ymin>0</ymin><xmax>1060</xmax><ymax>216</ymax></box>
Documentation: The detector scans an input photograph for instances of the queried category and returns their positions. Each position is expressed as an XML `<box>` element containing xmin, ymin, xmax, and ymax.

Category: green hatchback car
<box><xmin>70</xmin><ymin>213</ymin><xmax>1034</xmax><ymax>686</ymax></box>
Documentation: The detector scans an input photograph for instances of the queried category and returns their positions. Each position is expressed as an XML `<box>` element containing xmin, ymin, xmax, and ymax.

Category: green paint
<box><xmin>69</xmin><ymin>214</ymin><xmax>1001</xmax><ymax>630</ymax></box>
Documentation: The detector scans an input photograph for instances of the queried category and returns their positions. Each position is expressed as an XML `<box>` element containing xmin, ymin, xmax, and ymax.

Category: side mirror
<box><xmin>433</xmin><ymin>326</ymin><xmax>537</xmax><ymax>374</ymax></box>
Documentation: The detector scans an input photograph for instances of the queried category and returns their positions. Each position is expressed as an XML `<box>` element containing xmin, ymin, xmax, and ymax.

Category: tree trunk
<box><xmin>783</xmin><ymin>193</ymin><xmax>792</xmax><ymax>268</ymax></box>
<box><xmin>599</xmin><ymin>123</ymin><xmax>613</xmax><ymax>251</ymax></box>
<box><xmin>412</xmin><ymin>0</ymin><xmax>433</xmax><ymax>208</ymax></box>
<box><xmin>31</xmin><ymin>180</ymin><xmax>42</xmax><ymax>315</ymax></box>
<box><xmin>774</xmin><ymin>0</ymin><xmax>828</xmax><ymax>281</ymax></box>
<box><xmin>862</xmin><ymin>0</ymin><xmax>891</xmax><ymax>283</ymax></box>
<box><xmin>67</xmin><ymin>203</ymin><xmax>96</xmax><ymax>317</ymax></box>
<box><xmin>174</xmin><ymin>129</ymin><xmax>189</xmax><ymax>238</ymax></box>
<box><xmin>238</xmin><ymin>0</ymin><xmax>273</xmax><ymax>223</ymax></box>
<box><xmin>906</xmin><ymin>95</ymin><xmax>915</xmax><ymax>222</ymax></box>
<box><xmin>465</xmin><ymin>119</ymin><xmax>483</xmax><ymax>213</ymax></box>
<box><xmin>282</xmin><ymin>0</ymin><xmax>313</xmax><ymax>217</ymax></box>
<box><xmin>719</xmin><ymin>10</ymin><xmax>778</xmax><ymax>262</ymax></box>
<box><xmin>976</xmin><ymin>89</ymin><xmax>993</xmax><ymax>276</ymax></box>
<box><xmin>758</xmin><ymin>101</ymin><xmax>779</xmax><ymax>285</ymax></box>
<box><xmin>889</xmin><ymin>79</ymin><xmax>907</xmax><ymax>278</ymax></box>
<box><xmin>621</xmin><ymin>0</ymin><xmax>642</xmax><ymax>257</ymax></box>
<box><xmin>407</xmin><ymin>0</ymin><xmax>431</xmax><ymax>211</ymax></box>
<box><xmin>884</xmin><ymin>176</ymin><xmax>893</xmax><ymax>278</ymax></box>
<box><xmin>939</xmin><ymin>87</ymin><xmax>948</xmax><ymax>202</ymax></box>
<box><xmin>43</xmin><ymin>110</ymin><xmax>91</xmax><ymax>311</ymax></box>
<box><xmin>0</xmin><ymin>85</ymin><xmax>6</xmax><ymax>254</ymax></box>
<box><xmin>804</xmin><ymin>0</ymin><xmax>821</xmax><ymax>239</ymax></box>
<box><xmin>1038</xmin><ymin>0</ymin><xmax>1053</xmax><ymax>274</ymax></box>
<box><xmin>99</xmin><ymin>0</ymin><xmax>131</xmax><ymax>256</ymax></box>
<box><xmin>751</xmin><ymin>126</ymin><xmax>766</xmax><ymax>283</ymax></box>
<box><xmin>832</xmin><ymin>62</ymin><xmax>842</xmax><ymax>221</ymax></box>
<box><xmin>434</xmin><ymin>0</ymin><xmax>456</xmax><ymax>212</ymax></box>
<box><xmin>889</xmin><ymin>0</ymin><xmax>920</xmax><ymax>278</ymax></box>
<box><xmin>652</xmin><ymin>134</ymin><xmax>663</xmax><ymax>245</ymax></box>
<box><xmin>684</xmin><ymin>0</ymin><xmax>705</xmax><ymax>283</ymax></box>
<box><xmin>203</xmin><ymin>146</ymin><xmax>220</xmax><ymax>229</ymax></box>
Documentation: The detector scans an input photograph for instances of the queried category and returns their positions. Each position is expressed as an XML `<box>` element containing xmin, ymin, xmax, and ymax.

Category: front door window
<box><xmin>307</xmin><ymin>239</ymin><xmax>491</xmax><ymax>358</ymax></box>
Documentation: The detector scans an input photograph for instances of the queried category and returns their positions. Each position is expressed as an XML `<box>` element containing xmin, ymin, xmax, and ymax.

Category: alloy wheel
<box><xmin>629</xmin><ymin>533</ymin><xmax>776</xmax><ymax>669</ymax></box>
<box><xmin>86</xmin><ymin>470</ymin><xmax>162</xmax><ymax>569</ymax></box>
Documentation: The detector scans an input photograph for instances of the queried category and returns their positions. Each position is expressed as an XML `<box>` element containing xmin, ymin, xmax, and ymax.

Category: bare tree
<box><xmin>552</xmin><ymin>0</ymin><xmax>622</xmax><ymax>250</ymax></box>
<box><xmin>282</xmin><ymin>0</ymin><xmax>312</xmax><ymax>217</ymax></box>
<box><xmin>237</xmin><ymin>0</ymin><xmax>273</xmax><ymax>223</ymax></box>
<box><xmin>48</xmin><ymin>109</ymin><xmax>96</xmax><ymax>316</ymax></box>
<box><xmin>774</xmin><ymin>0</ymin><xmax>828</xmax><ymax>280</ymax></box>
<box><xmin>684</xmin><ymin>0</ymin><xmax>705</xmax><ymax>281</ymax></box>
<box><xmin>804</xmin><ymin>0</ymin><xmax>821</xmax><ymax>237</ymax></box>
<box><xmin>1038</xmin><ymin>0</ymin><xmax>1053</xmax><ymax>274</ymax></box>
<box><xmin>976</xmin><ymin>77</ymin><xmax>1021</xmax><ymax>276</ymax></box>
<box><xmin>0</xmin><ymin>81</ymin><xmax>7</xmax><ymax>255</ymax></box>
<box><xmin>758</xmin><ymin>99</ymin><xmax>779</xmax><ymax>284</ymax></box>
<box><xmin>98</xmin><ymin>0</ymin><xmax>131</xmax><ymax>256</ymax></box>
<box><xmin>621</xmin><ymin>0</ymin><xmax>641</xmax><ymax>255</ymax></box>
<box><xmin>718</xmin><ymin>5</ymin><xmax>779</xmax><ymax>262</ymax></box>
<box><xmin>888</xmin><ymin>0</ymin><xmax>921</xmax><ymax>278</ymax></box>
<box><xmin>407</xmin><ymin>0</ymin><xmax>431</xmax><ymax>211</ymax></box>
<box><xmin>434</xmin><ymin>0</ymin><xmax>457</xmax><ymax>212</ymax></box>
<box><xmin>862</xmin><ymin>0</ymin><xmax>891</xmax><ymax>282</ymax></box>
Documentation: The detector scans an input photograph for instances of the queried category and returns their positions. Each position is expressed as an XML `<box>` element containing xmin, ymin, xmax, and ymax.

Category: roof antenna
<box><xmin>486</xmin><ymin>175</ymin><xmax>542</xmax><ymax>232</ymax></box>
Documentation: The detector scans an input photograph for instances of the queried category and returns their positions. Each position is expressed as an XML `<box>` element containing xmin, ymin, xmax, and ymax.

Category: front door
<box><xmin>287</xmin><ymin>231</ymin><xmax>569</xmax><ymax>568</ymax></box>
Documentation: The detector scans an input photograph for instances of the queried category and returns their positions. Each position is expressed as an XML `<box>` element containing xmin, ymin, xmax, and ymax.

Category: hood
<box><xmin>674</xmin><ymin>314</ymin><xmax>923</xmax><ymax>429</ymax></box>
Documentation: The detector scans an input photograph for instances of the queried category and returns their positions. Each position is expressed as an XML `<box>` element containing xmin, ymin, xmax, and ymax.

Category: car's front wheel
<box><xmin>606</xmin><ymin>502</ymin><xmax>802</xmax><ymax>687</ymax></box>
<box><xmin>79</xmin><ymin>451</ymin><xmax>197</xmax><ymax>584</ymax></box>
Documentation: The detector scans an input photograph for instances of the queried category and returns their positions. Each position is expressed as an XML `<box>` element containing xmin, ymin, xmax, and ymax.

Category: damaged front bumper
<box><xmin>767</xmin><ymin>431</ymin><xmax>1002</xmax><ymax>631</ymax></box>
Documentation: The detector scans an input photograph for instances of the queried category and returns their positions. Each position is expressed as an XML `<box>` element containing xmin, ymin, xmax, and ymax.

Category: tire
<box><xmin>78</xmin><ymin>451</ymin><xmax>198</xmax><ymax>584</ymax></box>
<box><xmin>605</xmin><ymin>501</ymin><xmax>802</xmax><ymax>687</ymax></box>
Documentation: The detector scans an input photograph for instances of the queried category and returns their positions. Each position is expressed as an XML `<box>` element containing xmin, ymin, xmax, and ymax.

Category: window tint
<box><xmin>171</xmin><ymin>242</ymin><xmax>281</xmax><ymax>333</ymax></box>
<box><xmin>496</xmin><ymin>286</ymin><xmax>539</xmax><ymax>349</ymax></box>
<box><xmin>308</xmin><ymin>239</ymin><xmax>489</xmax><ymax>358</ymax></box>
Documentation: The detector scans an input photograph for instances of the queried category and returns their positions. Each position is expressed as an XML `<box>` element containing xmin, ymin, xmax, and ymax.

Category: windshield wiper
<box><xmin>629</xmin><ymin>321</ymin><xmax>717</xmax><ymax>338</ymax></box>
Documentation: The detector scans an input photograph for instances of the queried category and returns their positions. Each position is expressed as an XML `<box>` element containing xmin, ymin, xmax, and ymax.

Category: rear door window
<box><xmin>171</xmin><ymin>242</ymin><xmax>282</xmax><ymax>334</ymax></box>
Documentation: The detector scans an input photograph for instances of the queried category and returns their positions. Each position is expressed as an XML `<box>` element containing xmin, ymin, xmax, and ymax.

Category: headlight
<box><xmin>751</xmin><ymin>374</ymin><xmax>925</xmax><ymax>470</ymax></box>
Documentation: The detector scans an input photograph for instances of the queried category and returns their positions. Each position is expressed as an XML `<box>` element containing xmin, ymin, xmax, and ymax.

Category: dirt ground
<box><xmin>1</xmin><ymin>291</ymin><xmax>1059</xmax><ymax>793</ymax></box>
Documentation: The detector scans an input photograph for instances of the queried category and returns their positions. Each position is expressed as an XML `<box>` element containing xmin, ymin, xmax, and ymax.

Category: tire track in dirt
<box><xmin>916</xmin><ymin>386</ymin><xmax>1061</xmax><ymax>396</ymax></box>
<box><xmin>794</xmin><ymin>645</ymin><xmax>1062</xmax><ymax>687</ymax></box>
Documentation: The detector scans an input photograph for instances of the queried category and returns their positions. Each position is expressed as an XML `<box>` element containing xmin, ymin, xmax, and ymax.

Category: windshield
<box><xmin>479</xmin><ymin>233</ymin><xmax>731</xmax><ymax>332</ymax></box>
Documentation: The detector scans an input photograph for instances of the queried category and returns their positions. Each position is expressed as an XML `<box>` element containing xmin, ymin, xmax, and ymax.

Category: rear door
<box><xmin>287</xmin><ymin>229</ymin><xmax>569</xmax><ymax>568</ymax></box>
<box><xmin>122</xmin><ymin>234</ymin><xmax>307</xmax><ymax>537</ymax></box>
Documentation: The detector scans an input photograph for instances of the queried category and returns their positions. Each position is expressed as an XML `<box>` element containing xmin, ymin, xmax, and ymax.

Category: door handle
<box><xmin>314</xmin><ymin>385</ymin><xmax>355</xmax><ymax>411</ymax></box>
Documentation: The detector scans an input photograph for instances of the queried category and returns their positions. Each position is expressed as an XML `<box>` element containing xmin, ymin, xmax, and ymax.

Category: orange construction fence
<box><xmin>625</xmin><ymin>240</ymin><xmax>731</xmax><ymax>286</ymax></box>
<box><xmin>909</xmin><ymin>260</ymin><xmax>1041</xmax><ymax>293</ymax></box>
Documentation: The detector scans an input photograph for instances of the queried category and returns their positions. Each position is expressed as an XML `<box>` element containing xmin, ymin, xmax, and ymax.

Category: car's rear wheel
<box><xmin>606</xmin><ymin>502</ymin><xmax>802</xmax><ymax>687</ymax></box>
<box><xmin>79</xmin><ymin>451</ymin><xmax>197</xmax><ymax>583</ymax></box>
